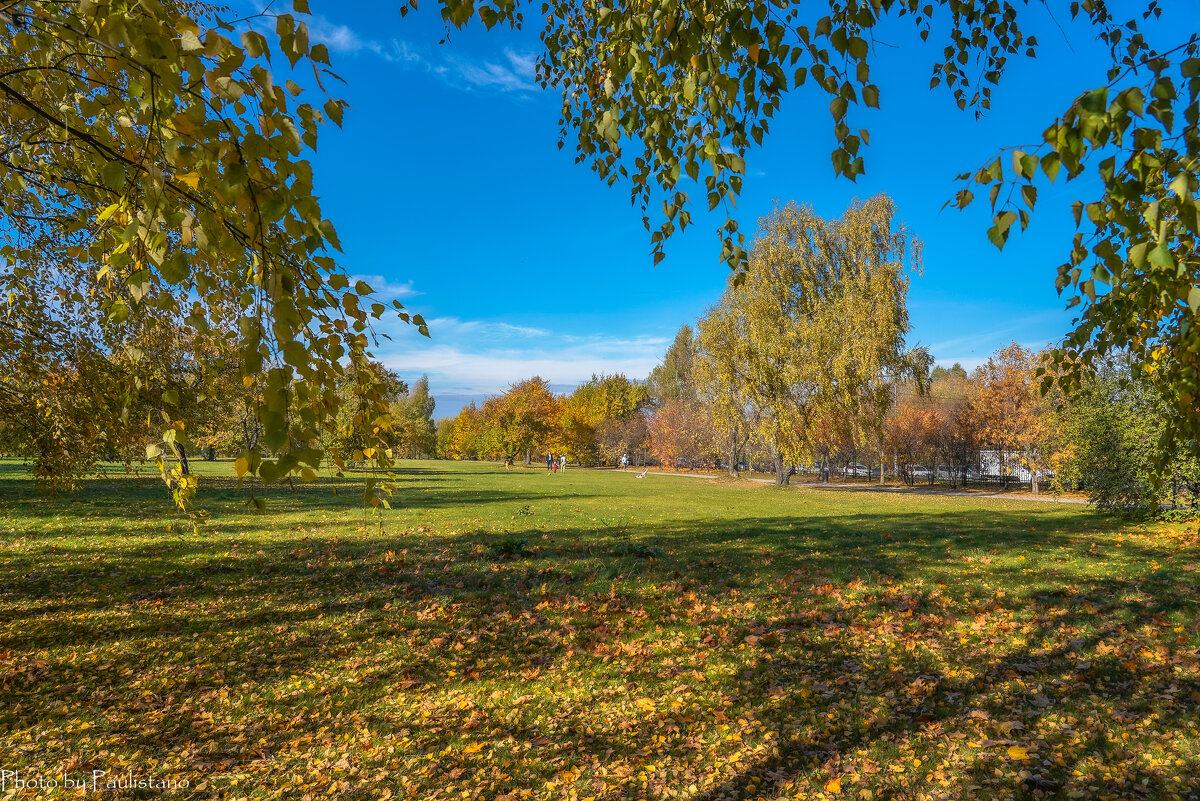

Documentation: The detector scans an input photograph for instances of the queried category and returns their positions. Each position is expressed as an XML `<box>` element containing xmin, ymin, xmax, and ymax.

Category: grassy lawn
<box><xmin>1</xmin><ymin>459</ymin><xmax>1198</xmax><ymax>800</ymax></box>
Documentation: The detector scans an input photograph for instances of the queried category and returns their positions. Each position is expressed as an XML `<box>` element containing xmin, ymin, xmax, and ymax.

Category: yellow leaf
<box><xmin>825</xmin><ymin>778</ymin><xmax>842</xmax><ymax>794</ymax></box>
<box><xmin>177</xmin><ymin>172</ymin><xmax>201</xmax><ymax>190</ymax></box>
<box><xmin>1007</xmin><ymin>745</ymin><xmax>1030</xmax><ymax>760</ymax></box>
<box><xmin>462</xmin><ymin>742</ymin><xmax>484</xmax><ymax>755</ymax></box>
<box><xmin>235</xmin><ymin>457</ymin><xmax>249</xmax><ymax>478</ymax></box>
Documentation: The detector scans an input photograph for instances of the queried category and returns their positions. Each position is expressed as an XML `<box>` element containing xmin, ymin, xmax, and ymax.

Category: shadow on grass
<box><xmin>1</xmin><ymin>467</ymin><xmax>1198</xmax><ymax>798</ymax></box>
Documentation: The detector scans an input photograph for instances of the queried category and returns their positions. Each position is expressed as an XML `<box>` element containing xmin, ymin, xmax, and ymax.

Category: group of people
<box><xmin>545</xmin><ymin>452</ymin><xmax>568</xmax><ymax>473</ymax></box>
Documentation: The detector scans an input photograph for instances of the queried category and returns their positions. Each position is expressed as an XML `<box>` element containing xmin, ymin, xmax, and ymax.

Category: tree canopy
<box><xmin>698</xmin><ymin>195</ymin><xmax>927</xmax><ymax>484</ymax></box>
<box><xmin>1</xmin><ymin>1</ymin><xmax>426</xmax><ymax>515</ymax></box>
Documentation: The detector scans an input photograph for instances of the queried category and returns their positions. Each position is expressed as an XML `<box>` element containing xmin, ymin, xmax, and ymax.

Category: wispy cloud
<box><xmin>925</xmin><ymin>311</ymin><xmax>1061</xmax><ymax>360</ymax></box>
<box><xmin>425</xmin><ymin>317</ymin><xmax>549</xmax><ymax>338</ymax></box>
<box><xmin>302</xmin><ymin>13</ymin><xmax>539</xmax><ymax>94</ymax></box>
<box><xmin>446</xmin><ymin>55</ymin><xmax>538</xmax><ymax>93</ymax></box>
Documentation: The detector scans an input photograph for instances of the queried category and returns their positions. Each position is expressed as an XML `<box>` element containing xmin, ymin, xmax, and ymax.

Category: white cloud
<box><xmin>353</xmin><ymin>275</ymin><xmax>420</xmax><ymax>299</ymax></box>
<box><xmin>377</xmin><ymin>343</ymin><xmax>661</xmax><ymax>395</ymax></box>
<box><xmin>504</xmin><ymin>48</ymin><xmax>538</xmax><ymax>80</ymax></box>
<box><xmin>445</xmin><ymin>52</ymin><xmax>539</xmax><ymax>94</ymax></box>
<box><xmin>306</xmin><ymin>16</ymin><xmax>369</xmax><ymax>54</ymax></box>
<box><xmin>370</xmin><ymin>314</ymin><xmax>667</xmax><ymax>395</ymax></box>
<box><xmin>303</xmin><ymin>17</ymin><xmax>424</xmax><ymax>65</ymax></box>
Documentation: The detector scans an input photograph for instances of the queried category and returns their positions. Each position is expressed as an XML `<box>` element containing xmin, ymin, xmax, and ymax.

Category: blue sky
<box><xmin>265</xmin><ymin>1</ymin><xmax>1192</xmax><ymax>417</ymax></box>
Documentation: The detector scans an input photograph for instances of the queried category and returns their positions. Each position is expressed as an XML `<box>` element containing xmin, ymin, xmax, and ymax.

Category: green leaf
<box><xmin>1079</xmin><ymin>87</ymin><xmax>1107</xmax><ymax>115</ymax></box>
<box><xmin>241</xmin><ymin>30</ymin><xmax>267</xmax><ymax>58</ymax></box>
<box><xmin>259</xmin><ymin>460</ymin><xmax>281</xmax><ymax>484</ymax></box>
<box><xmin>102</xmin><ymin>161</ymin><xmax>125</xmax><ymax>191</ymax></box>
<box><xmin>1128</xmin><ymin>242</ymin><xmax>1148</xmax><ymax>267</ymax></box>
<box><xmin>1147</xmin><ymin>244</ymin><xmax>1173</xmax><ymax>270</ymax></box>
<box><xmin>1021</xmin><ymin>184</ymin><xmax>1037</xmax><ymax>209</ymax></box>
<box><xmin>1040</xmin><ymin>152</ymin><xmax>1061</xmax><ymax>183</ymax></box>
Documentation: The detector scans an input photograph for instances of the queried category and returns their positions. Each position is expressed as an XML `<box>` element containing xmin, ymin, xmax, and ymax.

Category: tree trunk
<box><xmin>772</xmin><ymin>449</ymin><xmax>789</xmax><ymax>486</ymax></box>
<box><xmin>879</xmin><ymin>448</ymin><xmax>885</xmax><ymax>485</ymax></box>
<box><xmin>1031</xmin><ymin>470</ymin><xmax>1039</xmax><ymax>495</ymax></box>
<box><xmin>726</xmin><ymin>429</ymin><xmax>740</xmax><ymax>478</ymax></box>
<box><xmin>524</xmin><ymin>448</ymin><xmax>531</xmax><ymax>465</ymax></box>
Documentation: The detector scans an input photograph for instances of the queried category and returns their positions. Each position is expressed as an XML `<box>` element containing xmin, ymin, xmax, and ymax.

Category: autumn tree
<box><xmin>559</xmin><ymin>374</ymin><xmax>648</xmax><ymax>465</ymax></box>
<box><xmin>0</xmin><ymin>296</ymin><xmax>143</xmax><ymax>487</ymax></box>
<box><xmin>647</xmin><ymin>397</ymin><xmax>715</xmax><ymax>470</ymax></box>
<box><xmin>446</xmin><ymin>403</ymin><xmax>483</xmax><ymax>460</ymax></box>
<box><xmin>970</xmin><ymin>343</ymin><xmax>1057</xmax><ymax>493</ymax></box>
<box><xmin>1</xmin><ymin>1</ymin><xmax>425</xmax><ymax>515</ymax></box>
<box><xmin>435</xmin><ymin>417</ymin><xmax>457</xmax><ymax>459</ymax></box>
<box><xmin>926</xmin><ymin>370</ymin><xmax>977</xmax><ymax>488</ymax></box>
<box><xmin>595</xmin><ymin>414</ymin><xmax>649</xmax><ymax>466</ymax></box>
<box><xmin>706</xmin><ymin>196</ymin><xmax>926</xmax><ymax>485</ymax></box>
<box><xmin>484</xmin><ymin>378</ymin><xmax>562</xmax><ymax>464</ymax></box>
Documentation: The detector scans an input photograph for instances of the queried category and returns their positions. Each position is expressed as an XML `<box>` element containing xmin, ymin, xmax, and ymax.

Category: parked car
<box><xmin>847</xmin><ymin>463</ymin><xmax>870</xmax><ymax>477</ymax></box>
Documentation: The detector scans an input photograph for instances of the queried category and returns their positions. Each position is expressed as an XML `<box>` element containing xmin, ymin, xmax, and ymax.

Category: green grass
<box><xmin>1</xmin><ymin>459</ymin><xmax>1198</xmax><ymax>800</ymax></box>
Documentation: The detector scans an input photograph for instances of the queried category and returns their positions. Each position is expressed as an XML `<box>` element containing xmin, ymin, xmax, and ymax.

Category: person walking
<box><xmin>559</xmin><ymin>454</ymin><xmax>567</xmax><ymax>472</ymax></box>
<box><xmin>620</xmin><ymin>453</ymin><xmax>629</xmax><ymax>471</ymax></box>
<box><xmin>546</xmin><ymin>451</ymin><xmax>553</xmax><ymax>472</ymax></box>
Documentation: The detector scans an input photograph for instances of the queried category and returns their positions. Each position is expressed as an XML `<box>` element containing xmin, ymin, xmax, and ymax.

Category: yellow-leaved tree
<box><xmin>0</xmin><ymin>1</ymin><xmax>424</xmax><ymax>524</ymax></box>
<box><xmin>704</xmin><ymin>196</ymin><xmax>929</xmax><ymax>485</ymax></box>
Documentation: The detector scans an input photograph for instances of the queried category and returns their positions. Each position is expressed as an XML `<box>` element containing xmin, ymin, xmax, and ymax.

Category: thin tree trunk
<box><xmin>173</xmin><ymin>441</ymin><xmax>190</xmax><ymax>476</ymax></box>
